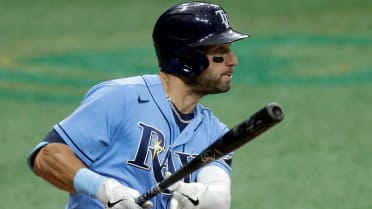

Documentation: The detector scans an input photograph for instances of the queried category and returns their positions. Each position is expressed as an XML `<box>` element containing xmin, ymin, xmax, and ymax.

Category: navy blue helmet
<box><xmin>153</xmin><ymin>2</ymin><xmax>249</xmax><ymax>77</ymax></box>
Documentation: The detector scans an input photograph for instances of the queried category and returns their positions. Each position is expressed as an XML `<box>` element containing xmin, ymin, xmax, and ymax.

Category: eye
<box><xmin>213</xmin><ymin>45</ymin><xmax>231</xmax><ymax>54</ymax></box>
<box><xmin>214</xmin><ymin>47</ymin><xmax>223</xmax><ymax>54</ymax></box>
<box><xmin>202</xmin><ymin>44</ymin><xmax>231</xmax><ymax>55</ymax></box>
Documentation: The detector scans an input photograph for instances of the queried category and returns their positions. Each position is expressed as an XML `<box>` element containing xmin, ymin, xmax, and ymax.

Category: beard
<box><xmin>187</xmin><ymin>70</ymin><xmax>231</xmax><ymax>95</ymax></box>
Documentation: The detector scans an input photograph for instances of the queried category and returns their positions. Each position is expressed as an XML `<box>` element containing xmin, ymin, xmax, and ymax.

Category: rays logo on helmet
<box><xmin>215</xmin><ymin>10</ymin><xmax>230</xmax><ymax>28</ymax></box>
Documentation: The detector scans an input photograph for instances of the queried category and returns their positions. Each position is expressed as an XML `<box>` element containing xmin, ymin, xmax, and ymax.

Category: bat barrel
<box><xmin>218</xmin><ymin>102</ymin><xmax>284</xmax><ymax>154</ymax></box>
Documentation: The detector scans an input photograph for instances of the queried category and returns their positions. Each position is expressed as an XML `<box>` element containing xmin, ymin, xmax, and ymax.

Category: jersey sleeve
<box><xmin>54</xmin><ymin>81</ymin><xmax>126</xmax><ymax>166</ymax></box>
<box><xmin>26</xmin><ymin>129</ymin><xmax>66</xmax><ymax>172</ymax></box>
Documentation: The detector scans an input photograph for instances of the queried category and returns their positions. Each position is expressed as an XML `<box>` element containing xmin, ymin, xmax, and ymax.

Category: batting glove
<box><xmin>169</xmin><ymin>181</ymin><xmax>207</xmax><ymax>209</ymax></box>
<box><xmin>96</xmin><ymin>179</ymin><xmax>153</xmax><ymax>209</ymax></box>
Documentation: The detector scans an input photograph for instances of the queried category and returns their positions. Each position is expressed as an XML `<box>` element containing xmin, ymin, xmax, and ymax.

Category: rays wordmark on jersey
<box><xmin>128</xmin><ymin>122</ymin><xmax>194</xmax><ymax>183</ymax></box>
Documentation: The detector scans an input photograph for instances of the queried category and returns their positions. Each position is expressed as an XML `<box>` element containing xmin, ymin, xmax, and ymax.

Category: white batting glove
<box><xmin>96</xmin><ymin>179</ymin><xmax>153</xmax><ymax>209</ymax></box>
<box><xmin>169</xmin><ymin>181</ymin><xmax>207</xmax><ymax>209</ymax></box>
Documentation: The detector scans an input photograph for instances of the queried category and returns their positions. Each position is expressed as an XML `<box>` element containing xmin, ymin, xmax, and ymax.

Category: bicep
<box><xmin>27</xmin><ymin>129</ymin><xmax>66</xmax><ymax>171</ymax></box>
<box><xmin>33</xmin><ymin>143</ymin><xmax>85</xmax><ymax>192</ymax></box>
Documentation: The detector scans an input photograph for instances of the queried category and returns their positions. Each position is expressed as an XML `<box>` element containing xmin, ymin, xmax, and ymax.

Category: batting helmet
<box><xmin>153</xmin><ymin>2</ymin><xmax>249</xmax><ymax>77</ymax></box>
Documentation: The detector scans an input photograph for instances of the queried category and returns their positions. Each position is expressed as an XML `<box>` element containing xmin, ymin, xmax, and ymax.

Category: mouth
<box><xmin>224</xmin><ymin>69</ymin><xmax>234</xmax><ymax>78</ymax></box>
<box><xmin>222</xmin><ymin>71</ymin><xmax>233</xmax><ymax>82</ymax></box>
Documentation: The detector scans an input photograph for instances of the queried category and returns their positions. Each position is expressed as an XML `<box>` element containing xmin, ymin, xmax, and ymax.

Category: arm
<box><xmin>197</xmin><ymin>166</ymin><xmax>231</xmax><ymax>209</ymax></box>
<box><xmin>30</xmin><ymin>133</ymin><xmax>152</xmax><ymax>209</ymax></box>
<box><xmin>33</xmin><ymin>143</ymin><xmax>85</xmax><ymax>193</ymax></box>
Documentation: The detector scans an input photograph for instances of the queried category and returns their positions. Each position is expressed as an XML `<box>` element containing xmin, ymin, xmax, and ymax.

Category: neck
<box><xmin>159</xmin><ymin>72</ymin><xmax>202</xmax><ymax>114</ymax></box>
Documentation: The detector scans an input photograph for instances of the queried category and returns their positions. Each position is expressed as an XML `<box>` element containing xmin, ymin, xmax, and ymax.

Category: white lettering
<box><xmin>215</xmin><ymin>10</ymin><xmax>230</xmax><ymax>28</ymax></box>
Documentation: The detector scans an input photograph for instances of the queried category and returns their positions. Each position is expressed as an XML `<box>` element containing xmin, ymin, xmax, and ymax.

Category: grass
<box><xmin>0</xmin><ymin>0</ymin><xmax>371</xmax><ymax>209</ymax></box>
<box><xmin>221</xmin><ymin>86</ymin><xmax>372</xmax><ymax>209</ymax></box>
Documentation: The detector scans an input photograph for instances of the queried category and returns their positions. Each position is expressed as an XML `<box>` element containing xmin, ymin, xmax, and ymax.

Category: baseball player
<box><xmin>27</xmin><ymin>2</ymin><xmax>249</xmax><ymax>209</ymax></box>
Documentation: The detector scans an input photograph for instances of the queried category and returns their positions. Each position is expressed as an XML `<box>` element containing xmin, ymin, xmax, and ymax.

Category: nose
<box><xmin>227</xmin><ymin>51</ymin><xmax>238</xmax><ymax>67</ymax></box>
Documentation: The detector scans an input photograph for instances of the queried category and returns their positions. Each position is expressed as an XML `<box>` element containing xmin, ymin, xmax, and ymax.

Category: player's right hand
<box><xmin>96</xmin><ymin>179</ymin><xmax>153</xmax><ymax>209</ymax></box>
<box><xmin>169</xmin><ymin>181</ymin><xmax>206</xmax><ymax>209</ymax></box>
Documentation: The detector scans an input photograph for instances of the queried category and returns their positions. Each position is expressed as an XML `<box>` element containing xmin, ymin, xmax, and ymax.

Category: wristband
<box><xmin>73</xmin><ymin>168</ymin><xmax>108</xmax><ymax>198</ymax></box>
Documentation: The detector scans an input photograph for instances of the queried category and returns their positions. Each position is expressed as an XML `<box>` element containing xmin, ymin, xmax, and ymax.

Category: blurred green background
<box><xmin>1</xmin><ymin>0</ymin><xmax>371</xmax><ymax>208</ymax></box>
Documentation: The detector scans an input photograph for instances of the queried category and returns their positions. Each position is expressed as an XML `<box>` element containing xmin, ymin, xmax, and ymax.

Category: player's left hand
<box><xmin>169</xmin><ymin>181</ymin><xmax>207</xmax><ymax>209</ymax></box>
<box><xmin>96</xmin><ymin>179</ymin><xmax>153</xmax><ymax>209</ymax></box>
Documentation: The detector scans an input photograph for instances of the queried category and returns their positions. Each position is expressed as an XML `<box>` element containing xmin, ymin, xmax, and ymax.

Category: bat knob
<box><xmin>266</xmin><ymin>103</ymin><xmax>284</xmax><ymax>121</ymax></box>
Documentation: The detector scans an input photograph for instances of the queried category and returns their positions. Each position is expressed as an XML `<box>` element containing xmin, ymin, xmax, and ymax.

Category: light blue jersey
<box><xmin>32</xmin><ymin>74</ymin><xmax>231</xmax><ymax>209</ymax></box>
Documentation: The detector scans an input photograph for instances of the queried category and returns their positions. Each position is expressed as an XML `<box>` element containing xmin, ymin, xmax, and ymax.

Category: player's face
<box><xmin>189</xmin><ymin>43</ymin><xmax>239</xmax><ymax>95</ymax></box>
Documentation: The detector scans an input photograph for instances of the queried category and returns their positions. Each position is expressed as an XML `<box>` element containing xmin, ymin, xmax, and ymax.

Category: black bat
<box><xmin>135</xmin><ymin>102</ymin><xmax>284</xmax><ymax>206</ymax></box>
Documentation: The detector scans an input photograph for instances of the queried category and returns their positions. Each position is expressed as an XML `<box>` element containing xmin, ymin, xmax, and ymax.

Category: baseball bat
<box><xmin>135</xmin><ymin>102</ymin><xmax>284</xmax><ymax>206</ymax></box>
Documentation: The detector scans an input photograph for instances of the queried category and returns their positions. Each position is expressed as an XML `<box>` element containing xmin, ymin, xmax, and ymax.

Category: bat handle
<box><xmin>135</xmin><ymin>184</ymin><xmax>161</xmax><ymax>206</ymax></box>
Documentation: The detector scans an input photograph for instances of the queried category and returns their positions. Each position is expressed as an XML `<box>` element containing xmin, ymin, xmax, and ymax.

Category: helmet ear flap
<box><xmin>161</xmin><ymin>45</ymin><xmax>209</xmax><ymax>77</ymax></box>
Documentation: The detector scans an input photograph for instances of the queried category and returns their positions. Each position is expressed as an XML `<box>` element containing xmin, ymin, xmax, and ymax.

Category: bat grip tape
<box><xmin>136</xmin><ymin>184</ymin><xmax>161</xmax><ymax>206</ymax></box>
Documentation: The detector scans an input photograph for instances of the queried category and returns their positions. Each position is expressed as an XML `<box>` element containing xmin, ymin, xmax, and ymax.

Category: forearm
<box><xmin>33</xmin><ymin>143</ymin><xmax>85</xmax><ymax>193</ymax></box>
<box><xmin>32</xmin><ymin>143</ymin><xmax>151</xmax><ymax>208</ymax></box>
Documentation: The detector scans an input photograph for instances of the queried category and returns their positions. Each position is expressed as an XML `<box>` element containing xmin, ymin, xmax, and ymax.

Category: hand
<box><xmin>96</xmin><ymin>179</ymin><xmax>153</xmax><ymax>209</ymax></box>
<box><xmin>169</xmin><ymin>181</ymin><xmax>207</xmax><ymax>209</ymax></box>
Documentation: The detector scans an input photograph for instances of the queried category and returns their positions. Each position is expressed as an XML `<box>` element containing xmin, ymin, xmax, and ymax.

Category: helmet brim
<box><xmin>188</xmin><ymin>29</ymin><xmax>250</xmax><ymax>47</ymax></box>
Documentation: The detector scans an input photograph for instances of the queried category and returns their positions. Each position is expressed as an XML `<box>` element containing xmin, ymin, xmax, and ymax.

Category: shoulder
<box><xmin>111</xmin><ymin>74</ymin><xmax>161</xmax><ymax>87</ymax></box>
<box><xmin>85</xmin><ymin>74</ymin><xmax>160</xmax><ymax>97</ymax></box>
<box><xmin>111</xmin><ymin>76</ymin><xmax>145</xmax><ymax>86</ymax></box>
<box><xmin>198</xmin><ymin>104</ymin><xmax>220</xmax><ymax>123</ymax></box>
<box><xmin>197</xmin><ymin>104</ymin><xmax>229</xmax><ymax>135</ymax></box>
